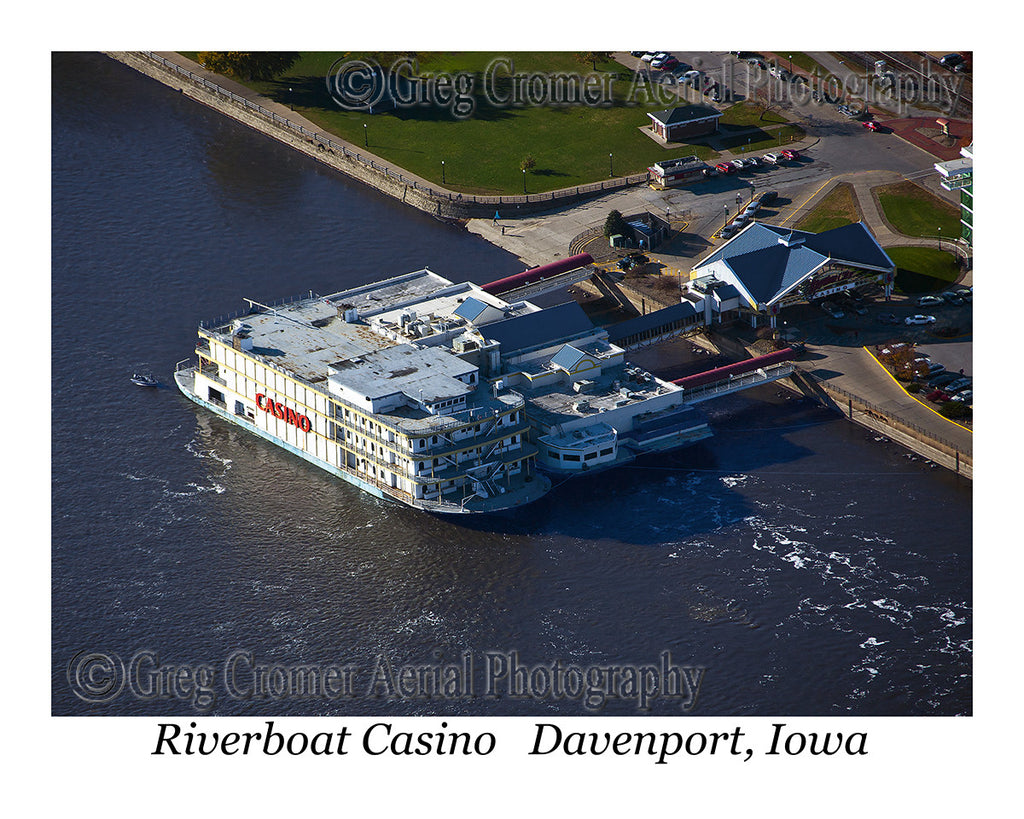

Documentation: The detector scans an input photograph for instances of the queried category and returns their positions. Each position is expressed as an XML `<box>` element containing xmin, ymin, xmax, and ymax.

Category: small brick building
<box><xmin>647</xmin><ymin>105</ymin><xmax>722</xmax><ymax>142</ymax></box>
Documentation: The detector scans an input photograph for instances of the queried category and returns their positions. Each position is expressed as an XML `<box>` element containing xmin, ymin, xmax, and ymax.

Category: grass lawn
<box><xmin>720</xmin><ymin>124</ymin><xmax>804</xmax><ymax>153</ymax></box>
<box><xmin>795</xmin><ymin>183</ymin><xmax>860</xmax><ymax>232</ymax></box>
<box><xmin>718</xmin><ymin>101</ymin><xmax>788</xmax><ymax>127</ymax></box>
<box><xmin>875</xmin><ymin>181</ymin><xmax>961</xmax><ymax>238</ymax></box>
<box><xmin>182</xmin><ymin>52</ymin><xmax>725</xmax><ymax>195</ymax></box>
<box><xmin>886</xmin><ymin>246</ymin><xmax>961</xmax><ymax>294</ymax></box>
<box><xmin>778</xmin><ymin>52</ymin><xmax>831</xmax><ymax>80</ymax></box>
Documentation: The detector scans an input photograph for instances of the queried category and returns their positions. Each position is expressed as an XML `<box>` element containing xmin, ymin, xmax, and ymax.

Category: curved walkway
<box><xmin>794</xmin><ymin>344</ymin><xmax>972</xmax><ymax>467</ymax></box>
<box><xmin>779</xmin><ymin>168</ymin><xmax>969</xmax><ymax>272</ymax></box>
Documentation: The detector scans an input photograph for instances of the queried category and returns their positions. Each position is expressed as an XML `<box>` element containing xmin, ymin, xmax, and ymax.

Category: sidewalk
<box><xmin>794</xmin><ymin>344</ymin><xmax>972</xmax><ymax>460</ymax></box>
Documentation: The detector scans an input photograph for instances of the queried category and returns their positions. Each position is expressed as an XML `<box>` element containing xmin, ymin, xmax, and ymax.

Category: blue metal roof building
<box><xmin>690</xmin><ymin>221</ymin><xmax>895</xmax><ymax>327</ymax></box>
<box><xmin>606</xmin><ymin>301</ymin><xmax>702</xmax><ymax>347</ymax></box>
<box><xmin>480</xmin><ymin>301</ymin><xmax>597</xmax><ymax>357</ymax></box>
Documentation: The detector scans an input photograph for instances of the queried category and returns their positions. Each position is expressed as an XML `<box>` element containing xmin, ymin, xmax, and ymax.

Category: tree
<box><xmin>604</xmin><ymin>209</ymin><xmax>629</xmax><ymax>238</ymax></box>
<box><xmin>196</xmin><ymin>52</ymin><xmax>300</xmax><ymax>81</ymax></box>
<box><xmin>750</xmin><ymin>81</ymin><xmax>786</xmax><ymax>122</ymax></box>
<box><xmin>520</xmin><ymin>155</ymin><xmax>537</xmax><ymax>173</ymax></box>
<box><xmin>574</xmin><ymin>52</ymin><xmax>613</xmax><ymax>71</ymax></box>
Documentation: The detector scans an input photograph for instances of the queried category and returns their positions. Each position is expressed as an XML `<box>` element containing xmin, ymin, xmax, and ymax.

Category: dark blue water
<box><xmin>52</xmin><ymin>52</ymin><xmax>971</xmax><ymax>717</ymax></box>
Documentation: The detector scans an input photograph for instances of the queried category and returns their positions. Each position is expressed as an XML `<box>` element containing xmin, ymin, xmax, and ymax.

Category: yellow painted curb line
<box><xmin>862</xmin><ymin>347</ymin><xmax>972</xmax><ymax>433</ymax></box>
<box><xmin>780</xmin><ymin>176</ymin><xmax>833</xmax><ymax>226</ymax></box>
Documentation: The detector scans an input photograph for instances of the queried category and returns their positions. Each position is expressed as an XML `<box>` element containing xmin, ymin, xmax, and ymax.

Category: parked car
<box><xmin>953</xmin><ymin>287</ymin><xmax>972</xmax><ymax>301</ymax></box>
<box><xmin>940</xmin><ymin>292</ymin><xmax>964</xmax><ymax>305</ymax></box>
<box><xmin>715</xmin><ymin>162</ymin><xmax>735</xmax><ymax>174</ymax></box>
<box><xmin>743</xmin><ymin>201</ymin><xmax>761</xmax><ymax>215</ymax></box>
<box><xmin>939</xmin><ymin>53</ymin><xmax>965</xmax><ymax>70</ymax></box>
<box><xmin>917</xmin><ymin>295</ymin><xmax>943</xmax><ymax>307</ymax></box>
<box><xmin>905</xmin><ymin>314</ymin><xmax>936</xmax><ymax>325</ymax></box>
<box><xmin>652</xmin><ymin>55</ymin><xmax>678</xmax><ymax>70</ymax></box>
<box><xmin>731</xmin><ymin>159</ymin><xmax>746</xmax><ymax>170</ymax></box>
<box><xmin>682</xmin><ymin>69</ymin><xmax>702</xmax><ymax>86</ymax></box>
<box><xmin>641</xmin><ymin>52</ymin><xmax>662</xmax><ymax>63</ymax></box>
<box><xmin>863</xmin><ymin>120</ymin><xmax>881</xmax><ymax>131</ymax></box>
<box><xmin>945</xmin><ymin>377</ymin><xmax>972</xmax><ymax>393</ymax></box>
<box><xmin>758</xmin><ymin>190</ymin><xmax>779</xmax><ymax>205</ymax></box>
<box><xmin>762</xmin><ymin>153</ymin><xmax>780</xmax><ymax>164</ymax></box>
<box><xmin>781</xmin><ymin>149</ymin><xmax>801</xmax><ymax>161</ymax></box>
<box><xmin>928</xmin><ymin>372</ymin><xmax>959</xmax><ymax>389</ymax></box>
<box><xmin>743</xmin><ymin>156</ymin><xmax>760</xmax><ymax>167</ymax></box>
<box><xmin>951</xmin><ymin>390</ymin><xmax>973</xmax><ymax>404</ymax></box>
<box><xmin>924</xmin><ymin>362</ymin><xmax>946</xmax><ymax>377</ymax></box>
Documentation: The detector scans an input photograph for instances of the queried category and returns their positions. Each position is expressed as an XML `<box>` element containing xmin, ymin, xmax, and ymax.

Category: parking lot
<box><xmin>776</xmin><ymin>283</ymin><xmax>972</xmax><ymax>350</ymax></box>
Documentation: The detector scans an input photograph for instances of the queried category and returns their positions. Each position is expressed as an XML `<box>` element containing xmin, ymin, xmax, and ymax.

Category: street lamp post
<box><xmin>937</xmin><ymin>227</ymin><xmax>942</xmax><ymax>251</ymax></box>
<box><xmin>609</xmin><ymin>153</ymin><xmax>614</xmax><ymax>178</ymax></box>
<box><xmin>441</xmin><ymin>160</ymin><xmax>445</xmax><ymax>185</ymax></box>
<box><xmin>736</xmin><ymin>193</ymin><xmax>743</xmax><ymax>214</ymax></box>
<box><xmin>523</xmin><ymin>168</ymin><xmax>526</xmax><ymax>194</ymax></box>
<box><xmin>363</xmin><ymin>123</ymin><xmax>367</xmax><ymax>147</ymax></box>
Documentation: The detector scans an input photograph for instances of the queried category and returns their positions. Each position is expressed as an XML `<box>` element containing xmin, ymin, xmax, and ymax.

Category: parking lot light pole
<box><xmin>441</xmin><ymin>160</ymin><xmax>445</xmax><ymax>185</ymax></box>
<box><xmin>609</xmin><ymin>153</ymin><xmax>614</xmax><ymax>178</ymax></box>
<box><xmin>937</xmin><ymin>227</ymin><xmax>942</xmax><ymax>251</ymax></box>
<box><xmin>736</xmin><ymin>193</ymin><xmax>743</xmax><ymax>214</ymax></box>
<box><xmin>363</xmin><ymin>123</ymin><xmax>367</xmax><ymax>147</ymax></box>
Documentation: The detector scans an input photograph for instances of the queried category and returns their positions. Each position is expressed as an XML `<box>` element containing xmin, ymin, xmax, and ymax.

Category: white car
<box><xmin>904</xmin><ymin>314</ymin><xmax>936</xmax><ymax>325</ymax></box>
<box><xmin>917</xmin><ymin>295</ymin><xmax>943</xmax><ymax>307</ymax></box>
<box><xmin>643</xmin><ymin>52</ymin><xmax>666</xmax><ymax>63</ymax></box>
<box><xmin>762</xmin><ymin>153</ymin><xmax>780</xmax><ymax>164</ymax></box>
<box><xmin>682</xmin><ymin>69</ymin><xmax>702</xmax><ymax>85</ymax></box>
<box><xmin>951</xmin><ymin>390</ymin><xmax>972</xmax><ymax>404</ymax></box>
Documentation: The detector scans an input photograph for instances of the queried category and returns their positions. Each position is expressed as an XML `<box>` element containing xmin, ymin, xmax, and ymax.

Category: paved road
<box><xmin>469</xmin><ymin>53</ymin><xmax>957</xmax><ymax>267</ymax></box>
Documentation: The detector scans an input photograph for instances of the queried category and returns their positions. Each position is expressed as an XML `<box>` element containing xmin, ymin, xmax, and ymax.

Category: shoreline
<box><xmin>103</xmin><ymin>51</ymin><xmax>971</xmax><ymax>476</ymax></box>
<box><xmin>103</xmin><ymin>51</ymin><xmax>650</xmax><ymax>251</ymax></box>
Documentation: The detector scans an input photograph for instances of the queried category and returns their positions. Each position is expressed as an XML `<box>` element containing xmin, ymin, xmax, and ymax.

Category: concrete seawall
<box><xmin>104</xmin><ymin>52</ymin><xmax>649</xmax><ymax>223</ymax></box>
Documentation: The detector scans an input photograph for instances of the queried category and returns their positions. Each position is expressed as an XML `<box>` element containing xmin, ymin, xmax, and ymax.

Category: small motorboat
<box><xmin>131</xmin><ymin>373</ymin><xmax>159</xmax><ymax>387</ymax></box>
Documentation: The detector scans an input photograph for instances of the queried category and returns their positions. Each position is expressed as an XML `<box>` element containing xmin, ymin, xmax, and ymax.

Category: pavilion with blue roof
<box><xmin>689</xmin><ymin>221</ymin><xmax>896</xmax><ymax>327</ymax></box>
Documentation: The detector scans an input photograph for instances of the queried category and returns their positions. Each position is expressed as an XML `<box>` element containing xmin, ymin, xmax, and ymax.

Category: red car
<box><xmin>781</xmin><ymin>149</ymin><xmax>800</xmax><ymax>161</ymax></box>
<box><xmin>715</xmin><ymin>162</ymin><xmax>735</xmax><ymax>174</ymax></box>
<box><xmin>863</xmin><ymin>120</ymin><xmax>880</xmax><ymax>131</ymax></box>
<box><xmin>659</xmin><ymin>56</ymin><xmax>679</xmax><ymax>70</ymax></box>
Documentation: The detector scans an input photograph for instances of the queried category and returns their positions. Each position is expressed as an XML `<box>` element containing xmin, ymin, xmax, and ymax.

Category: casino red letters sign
<box><xmin>256</xmin><ymin>393</ymin><xmax>313</xmax><ymax>432</ymax></box>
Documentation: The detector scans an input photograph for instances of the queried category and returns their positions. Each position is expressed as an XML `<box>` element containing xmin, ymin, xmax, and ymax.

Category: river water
<box><xmin>51</xmin><ymin>52</ymin><xmax>971</xmax><ymax>717</ymax></box>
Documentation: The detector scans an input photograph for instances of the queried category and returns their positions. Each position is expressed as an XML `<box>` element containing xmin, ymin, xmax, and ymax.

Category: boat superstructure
<box><xmin>176</xmin><ymin>267</ymin><xmax>712</xmax><ymax>513</ymax></box>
